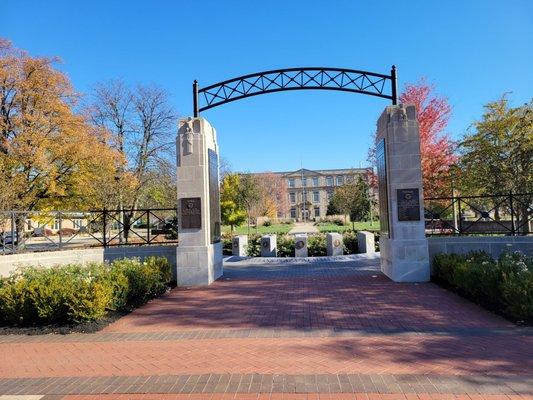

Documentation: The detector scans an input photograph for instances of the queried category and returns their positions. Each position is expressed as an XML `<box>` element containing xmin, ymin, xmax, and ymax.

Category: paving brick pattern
<box><xmin>0</xmin><ymin>256</ymin><xmax>531</xmax><ymax>397</ymax></box>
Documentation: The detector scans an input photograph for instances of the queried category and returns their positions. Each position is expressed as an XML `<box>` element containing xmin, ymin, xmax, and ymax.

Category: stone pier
<box><xmin>375</xmin><ymin>104</ymin><xmax>430</xmax><ymax>282</ymax></box>
<box><xmin>175</xmin><ymin>117</ymin><xmax>223</xmax><ymax>286</ymax></box>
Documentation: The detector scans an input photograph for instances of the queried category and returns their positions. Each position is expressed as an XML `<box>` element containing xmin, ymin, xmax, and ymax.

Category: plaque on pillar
<box><xmin>397</xmin><ymin>188</ymin><xmax>420</xmax><ymax>221</ymax></box>
<box><xmin>376</xmin><ymin>138</ymin><xmax>389</xmax><ymax>237</ymax></box>
<box><xmin>180</xmin><ymin>197</ymin><xmax>201</xmax><ymax>229</ymax></box>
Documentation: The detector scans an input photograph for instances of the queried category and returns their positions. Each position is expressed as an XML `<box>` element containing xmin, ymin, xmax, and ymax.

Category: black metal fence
<box><xmin>424</xmin><ymin>192</ymin><xmax>532</xmax><ymax>236</ymax></box>
<box><xmin>0</xmin><ymin>208</ymin><xmax>178</xmax><ymax>254</ymax></box>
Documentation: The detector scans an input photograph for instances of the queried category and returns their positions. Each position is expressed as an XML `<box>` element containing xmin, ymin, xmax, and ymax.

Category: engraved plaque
<box><xmin>397</xmin><ymin>188</ymin><xmax>421</xmax><ymax>221</ymax></box>
<box><xmin>376</xmin><ymin>139</ymin><xmax>390</xmax><ymax>237</ymax></box>
<box><xmin>181</xmin><ymin>198</ymin><xmax>201</xmax><ymax>229</ymax></box>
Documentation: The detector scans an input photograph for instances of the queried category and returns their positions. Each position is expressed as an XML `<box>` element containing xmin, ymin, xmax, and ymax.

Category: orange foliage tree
<box><xmin>0</xmin><ymin>38</ymin><xmax>120</xmax><ymax>211</ymax></box>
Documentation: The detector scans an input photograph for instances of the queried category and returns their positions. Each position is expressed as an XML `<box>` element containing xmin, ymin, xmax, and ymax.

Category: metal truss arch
<box><xmin>193</xmin><ymin>66</ymin><xmax>398</xmax><ymax>116</ymax></box>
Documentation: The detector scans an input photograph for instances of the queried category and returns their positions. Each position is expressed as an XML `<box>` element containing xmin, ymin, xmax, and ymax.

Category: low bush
<box><xmin>308</xmin><ymin>234</ymin><xmax>327</xmax><ymax>256</ymax></box>
<box><xmin>0</xmin><ymin>256</ymin><xmax>172</xmax><ymax>326</ymax></box>
<box><xmin>433</xmin><ymin>251</ymin><xmax>532</xmax><ymax>323</ymax></box>
<box><xmin>277</xmin><ymin>235</ymin><xmax>294</xmax><ymax>257</ymax></box>
<box><xmin>262</xmin><ymin>220</ymin><xmax>272</xmax><ymax>227</ymax></box>
<box><xmin>342</xmin><ymin>231</ymin><xmax>358</xmax><ymax>254</ymax></box>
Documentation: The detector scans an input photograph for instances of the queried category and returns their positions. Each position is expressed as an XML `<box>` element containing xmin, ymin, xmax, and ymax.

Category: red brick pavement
<box><xmin>0</xmin><ymin>259</ymin><xmax>531</xmax><ymax>396</ymax></box>
<box><xmin>60</xmin><ymin>394</ymin><xmax>533</xmax><ymax>400</ymax></box>
<box><xmin>104</xmin><ymin>275</ymin><xmax>513</xmax><ymax>333</ymax></box>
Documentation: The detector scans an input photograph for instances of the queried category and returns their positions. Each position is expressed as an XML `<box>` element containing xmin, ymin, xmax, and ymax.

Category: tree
<box><xmin>220</xmin><ymin>173</ymin><xmax>247</xmax><ymax>231</ymax></box>
<box><xmin>368</xmin><ymin>79</ymin><xmax>456</xmax><ymax>198</ymax></box>
<box><xmin>0</xmin><ymin>38</ymin><xmax>119</xmax><ymax>213</ymax></box>
<box><xmin>458</xmin><ymin>96</ymin><xmax>532</xmax><ymax>230</ymax></box>
<box><xmin>235</xmin><ymin>173</ymin><xmax>263</xmax><ymax>235</ymax></box>
<box><xmin>327</xmin><ymin>176</ymin><xmax>372</xmax><ymax>228</ymax></box>
<box><xmin>252</xmin><ymin>172</ymin><xmax>289</xmax><ymax>219</ymax></box>
<box><xmin>89</xmin><ymin>80</ymin><xmax>176</xmax><ymax>239</ymax></box>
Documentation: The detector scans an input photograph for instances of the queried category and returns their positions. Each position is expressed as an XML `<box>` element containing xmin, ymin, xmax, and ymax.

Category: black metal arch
<box><xmin>193</xmin><ymin>66</ymin><xmax>397</xmax><ymax>116</ymax></box>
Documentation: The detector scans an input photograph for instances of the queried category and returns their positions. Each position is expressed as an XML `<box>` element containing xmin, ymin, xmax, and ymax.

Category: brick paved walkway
<box><xmin>0</xmin><ymin>254</ymin><xmax>531</xmax><ymax>398</ymax></box>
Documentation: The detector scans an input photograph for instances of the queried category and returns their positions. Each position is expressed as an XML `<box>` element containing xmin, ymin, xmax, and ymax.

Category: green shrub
<box><xmin>499</xmin><ymin>252</ymin><xmax>533</xmax><ymax>320</ymax></box>
<box><xmin>277</xmin><ymin>235</ymin><xmax>294</xmax><ymax>257</ymax></box>
<box><xmin>246</xmin><ymin>234</ymin><xmax>261</xmax><ymax>257</ymax></box>
<box><xmin>432</xmin><ymin>250</ymin><xmax>533</xmax><ymax>322</ymax></box>
<box><xmin>342</xmin><ymin>231</ymin><xmax>358</xmax><ymax>254</ymax></box>
<box><xmin>0</xmin><ymin>256</ymin><xmax>172</xmax><ymax>326</ymax></box>
<box><xmin>308</xmin><ymin>234</ymin><xmax>327</xmax><ymax>256</ymax></box>
<box><xmin>262</xmin><ymin>220</ymin><xmax>272</xmax><ymax>227</ymax></box>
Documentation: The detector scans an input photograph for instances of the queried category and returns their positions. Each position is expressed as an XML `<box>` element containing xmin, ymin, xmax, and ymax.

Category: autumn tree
<box><xmin>89</xmin><ymin>80</ymin><xmax>176</xmax><ymax>238</ymax></box>
<box><xmin>220</xmin><ymin>173</ymin><xmax>247</xmax><ymax>231</ymax></box>
<box><xmin>252</xmin><ymin>172</ymin><xmax>289</xmax><ymax>220</ymax></box>
<box><xmin>0</xmin><ymin>38</ymin><xmax>119</xmax><ymax>215</ymax></box>
<box><xmin>368</xmin><ymin>79</ymin><xmax>456</xmax><ymax>198</ymax></box>
<box><xmin>458</xmin><ymin>97</ymin><xmax>532</xmax><ymax>230</ymax></box>
<box><xmin>235</xmin><ymin>173</ymin><xmax>263</xmax><ymax>235</ymax></box>
<box><xmin>327</xmin><ymin>176</ymin><xmax>372</xmax><ymax>228</ymax></box>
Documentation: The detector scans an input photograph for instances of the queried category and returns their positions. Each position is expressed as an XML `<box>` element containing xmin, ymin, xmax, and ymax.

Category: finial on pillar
<box><xmin>391</xmin><ymin>65</ymin><xmax>398</xmax><ymax>105</ymax></box>
<box><xmin>193</xmin><ymin>80</ymin><xmax>199</xmax><ymax>117</ymax></box>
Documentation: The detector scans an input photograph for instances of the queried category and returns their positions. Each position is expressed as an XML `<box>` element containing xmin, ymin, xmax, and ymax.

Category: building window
<box><xmin>327</xmin><ymin>191</ymin><xmax>333</xmax><ymax>201</ymax></box>
<box><xmin>314</xmin><ymin>207</ymin><xmax>320</xmax><ymax>217</ymax></box>
<box><xmin>302</xmin><ymin>177</ymin><xmax>307</xmax><ymax>187</ymax></box>
<box><xmin>326</xmin><ymin>176</ymin><xmax>333</xmax><ymax>186</ymax></box>
<box><xmin>313</xmin><ymin>177</ymin><xmax>319</xmax><ymax>187</ymax></box>
<box><xmin>290</xmin><ymin>208</ymin><xmax>297</xmax><ymax>218</ymax></box>
<box><xmin>289</xmin><ymin>192</ymin><xmax>296</xmax><ymax>203</ymax></box>
<box><xmin>336</xmin><ymin>176</ymin><xmax>344</xmax><ymax>185</ymax></box>
<box><xmin>313</xmin><ymin>191</ymin><xmax>319</xmax><ymax>203</ymax></box>
<box><xmin>52</xmin><ymin>219</ymin><xmax>61</xmax><ymax>230</ymax></box>
<box><xmin>288</xmin><ymin>178</ymin><xmax>295</xmax><ymax>188</ymax></box>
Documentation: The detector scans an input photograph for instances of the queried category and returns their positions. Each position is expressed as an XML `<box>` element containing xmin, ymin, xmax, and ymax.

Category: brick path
<box><xmin>0</xmin><ymin>254</ymin><xmax>531</xmax><ymax>398</ymax></box>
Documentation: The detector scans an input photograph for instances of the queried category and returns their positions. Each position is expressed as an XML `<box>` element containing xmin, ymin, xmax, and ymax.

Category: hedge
<box><xmin>433</xmin><ymin>251</ymin><xmax>532</xmax><ymax>322</ymax></box>
<box><xmin>0</xmin><ymin>256</ymin><xmax>172</xmax><ymax>326</ymax></box>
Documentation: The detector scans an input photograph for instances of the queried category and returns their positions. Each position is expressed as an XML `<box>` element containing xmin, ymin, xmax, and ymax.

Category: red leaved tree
<box><xmin>367</xmin><ymin>79</ymin><xmax>456</xmax><ymax>198</ymax></box>
<box><xmin>400</xmin><ymin>79</ymin><xmax>456</xmax><ymax>198</ymax></box>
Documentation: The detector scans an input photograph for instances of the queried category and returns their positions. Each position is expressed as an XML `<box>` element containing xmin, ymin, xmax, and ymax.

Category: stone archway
<box><xmin>175</xmin><ymin>67</ymin><xmax>429</xmax><ymax>286</ymax></box>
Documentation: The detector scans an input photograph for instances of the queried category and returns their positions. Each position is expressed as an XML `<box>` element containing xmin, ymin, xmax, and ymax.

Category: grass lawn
<box><xmin>316</xmin><ymin>221</ymin><xmax>380</xmax><ymax>233</ymax></box>
<box><xmin>222</xmin><ymin>223</ymin><xmax>294</xmax><ymax>235</ymax></box>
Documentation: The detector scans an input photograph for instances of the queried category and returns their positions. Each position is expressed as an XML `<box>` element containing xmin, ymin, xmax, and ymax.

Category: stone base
<box><xmin>176</xmin><ymin>242</ymin><xmax>223</xmax><ymax>286</ymax></box>
<box><xmin>379</xmin><ymin>237</ymin><xmax>430</xmax><ymax>282</ymax></box>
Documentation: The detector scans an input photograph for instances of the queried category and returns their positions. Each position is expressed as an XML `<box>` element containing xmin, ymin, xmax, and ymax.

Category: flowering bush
<box><xmin>0</xmin><ymin>257</ymin><xmax>172</xmax><ymax>326</ymax></box>
<box><xmin>433</xmin><ymin>251</ymin><xmax>532</xmax><ymax>322</ymax></box>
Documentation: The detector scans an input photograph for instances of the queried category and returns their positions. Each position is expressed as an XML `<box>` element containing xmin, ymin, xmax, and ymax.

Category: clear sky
<box><xmin>3</xmin><ymin>0</ymin><xmax>532</xmax><ymax>173</ymax></box>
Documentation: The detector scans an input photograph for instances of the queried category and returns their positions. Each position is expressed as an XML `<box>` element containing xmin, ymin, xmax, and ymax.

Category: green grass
<box><xmin>315</xmin><ymin>221</ymin><xmax>380</xmax><ymax>233</ymax></box>
<box><xmin>222</xmin><ymin>223</ymin><xmax>294</xmax><ymax>235</ymax></box>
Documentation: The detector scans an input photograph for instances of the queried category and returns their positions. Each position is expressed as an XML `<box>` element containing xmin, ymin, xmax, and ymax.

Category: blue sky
<box><xmin>3</xmin><ymin>0</ymin><xmax>532</xmax><ymax>172</ymax></box>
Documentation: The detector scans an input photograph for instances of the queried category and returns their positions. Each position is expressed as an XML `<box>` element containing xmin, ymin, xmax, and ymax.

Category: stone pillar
<box><xmin>357</xmin><ymin>231</ymin><xmax>375</xmax><ymax>254</ymax></box>
<box><xmin>326</xmin><ymin>232</ymin><xmax>343</xmax><ymax>256</ymax></box>
<box><xmin>294</xmin><ymin>234</ymin><xmax>308</xmax><ymax>257</ymax></box>
<box><xmin>232</xmin><ymin>235</ymin><xmax>248</xmax><ymax>257</ymax></box>
<box><xmin>261</xmin><ymin>234</ymin><xmax>277</xmax><ymax>257</ymax></box>
<box><xmin>175</xmin><ymin>117</ymin><xmax>223</xmax><ymax>286</ymax></box>
<box><xmin>375</xmin><ymin>104</ymin><xmax>430</xmax><ymax>282</ymax></box>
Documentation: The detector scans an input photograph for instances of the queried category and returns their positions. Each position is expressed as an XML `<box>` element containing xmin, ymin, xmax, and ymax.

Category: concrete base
<box><xmin>232</xmin><ymin>235</ymin><xmax>248</xmax><ymax>257</ymax></box>
<box><xmin>176</xmin><ymin>242</ymin><xmax>223</xmax><ymax>286</ymax></box>
<box><xmin>326</xmin><ymin>233</ymin><xmax>343</xmax><ymax>256</ymax></box>
<box><xmin>380</xmin><ymin>237</ymin><xmax>430</xmax><ymax>282</ymax></box>
<box><xmin>357</xmin><ymin>231</ymin><xmax>375</xmax><ymax>254</ymax></box>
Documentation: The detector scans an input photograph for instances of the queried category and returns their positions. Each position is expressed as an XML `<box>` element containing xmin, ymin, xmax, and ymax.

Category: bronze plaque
<box><xmin>397</xmin><ymin>188</ymin><xmax>420</xmax><ymax>221</ymax></box>
<box><xmin>181</xmin><ymin>197</ymin><xmax>201</xmax><ymax>229</ymax></box>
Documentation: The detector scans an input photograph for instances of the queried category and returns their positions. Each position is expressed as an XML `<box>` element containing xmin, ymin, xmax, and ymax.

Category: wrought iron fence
<box><xmin>0</xmin><ymin>208</ymin><xmax>179</xmax><ymax>254</ymax></box>
<box><xmin>424</xmin><ymin>192</ymin><xmax>532</xmax><ymax>236</ymax></box>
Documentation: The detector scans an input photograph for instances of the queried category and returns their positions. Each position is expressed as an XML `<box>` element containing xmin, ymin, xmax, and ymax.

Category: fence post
<box><xmin>102</xmin><ymin>208</ymin><xmax>107</xmax><ymax>247</ymax></box>
<box><xmin>457</xmin><ymin>197</ymin><xmax>463</xmax><ymax>234</ymax></box>
<box><xmin>58</xmin><ymin>211</ymin><xmax>63</xmax><ymax>249</ymax></box>
<box><xmin>146</xmin><ymin>211</ymin><xmax>151</xmax><ymax>244</ymax></box>
<box><xmin>10</xmin><ymin>211</ymin><xmax>15</xmax><ymax>253</ymax></box>
<box><xmin>509</xmin><ymin>191</ymin><xmax>516</xmax><ymax>236</ymax></box>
